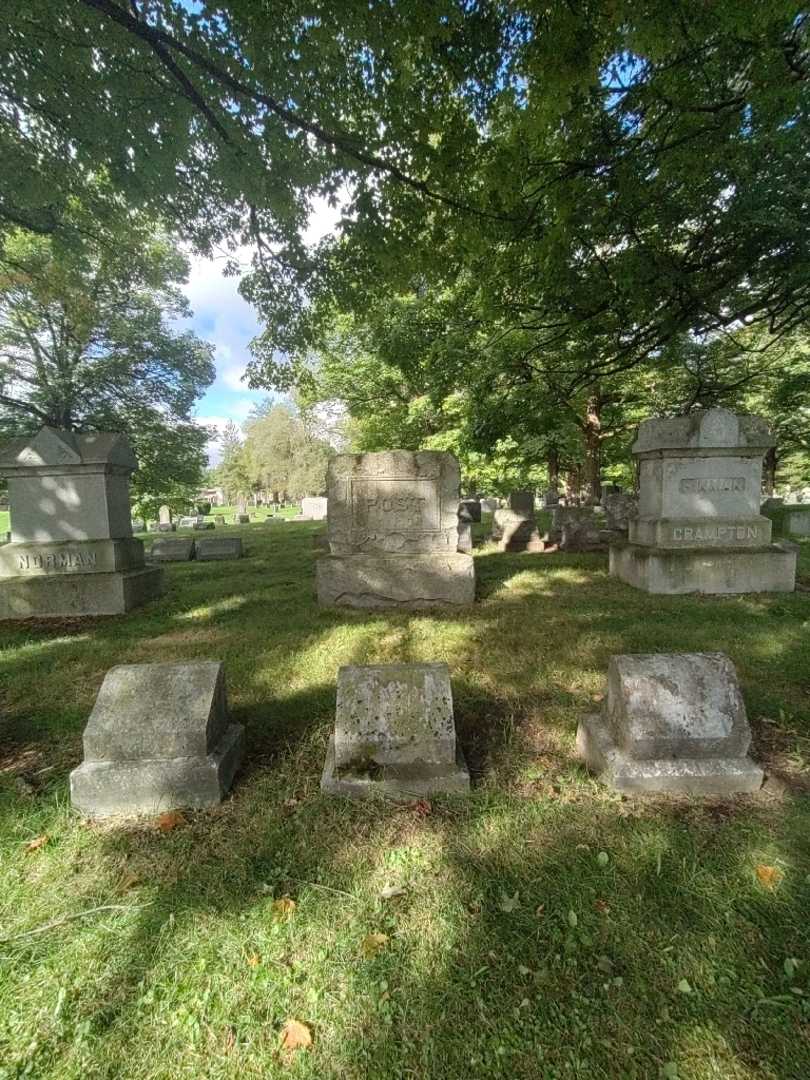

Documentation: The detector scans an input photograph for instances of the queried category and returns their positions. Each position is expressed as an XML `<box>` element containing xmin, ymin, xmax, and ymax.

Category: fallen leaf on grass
<box><xmin>380</xmin><ymin>884</ymin><xmax>406</xmax><ymax>900</ymax></box>
<box><xmin>535</xmin><ymin>904</ymin><xmax>545</xmax><ymax>918</ymax></box>
<box><xmin>24</xmin><ymin>835</ymin><xmax>48</xmax><ymax>852</ymax></box>
<box><xmin>499</xmin><ymin>890</ymin><xmax>520</xmax><ymax>913</ymax></box>
<box><xmin>360</xmin><ymin>932</ymin><xmax>389</xmax><ymax>958</ymax></box>
<box><xmin>279</xmin><ymin>1019</ymin><xmax>312</xmax><ymax>1055</ymax></box>
<box><xmin>594</xmin><ymin>899</ymin><xmax>610</xmax><ymax>914</ymax></box>
<box><xmin>272</xmin><ymin>897</ymin><xmax>297</xmax><ymax>920</ymax></box>
<box><xmin>246</xmin><ymin>954</ymin><xmax>260</xmax><ymax>968</ymax></box>
<box><xmin>156</xmin><ymin>810</ymin><xmax>187</xmax><ymax>833</ymax></box>
<box><xmin>406</xmin><ymin>799</ymin><xmax>432</xmax><ymax>817</ymax></box>
<box><xmin>677</xmin><ymin>979</ymin><xmax>692</xmax><ymax>994</ymax></box>
<box><xmin>755</xmin><ymin>864</ymin><xmax>783</xmax><ymax>890</ymax></box>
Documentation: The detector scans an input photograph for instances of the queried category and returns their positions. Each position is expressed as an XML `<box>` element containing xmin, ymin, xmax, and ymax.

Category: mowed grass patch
<box><xmin>0</xmin><ymin>519</ymin><xmax>809</xmax><ymax>1080</ymax></box>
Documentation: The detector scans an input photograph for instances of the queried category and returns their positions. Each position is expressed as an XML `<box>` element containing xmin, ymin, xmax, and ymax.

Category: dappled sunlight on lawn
<box><xmin>174</xmin><ymin>595</ymin><xmax>248</xmax><ymax>621</ymax></box>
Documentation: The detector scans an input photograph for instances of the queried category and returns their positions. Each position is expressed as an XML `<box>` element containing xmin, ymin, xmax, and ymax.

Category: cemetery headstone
<box><xmin>214</xmin><ymin>514</ymin><xmax>227</xmax><ymax>526</ymax></box>
<box><xmin>236</xmin><ymin>513</ymin><xmax>250</xmax><ymax>524</ymax></box>
<box><xmin>458</xmin><ymin>498</ymin><xmax>482</xmax><ymax>523</ymax></box>
<box><xmin>317</xmin><ymin>450</ymin><xmax>475</xmax><ymax>607</ymax></box>
<box><xmin>577</xmin><ymin>652</ymin><xmax>763</xmax><ymax>794</ymax></box>
<box><xmin>131</xmin><ymin>518</ymin><xmax>145</xmax><ymax>533</ymax></box>
<box><xmin>543</xmin><ymin>489</ymin><xmax>561</xmax><ymax>509</ymax></box>
<box><xmin>301</xmin><ymin>496</ymin><xmax>328</xmax><ymax>521</ymax></box>
<box><xmin>321</xmin><ymin>662</ymin><xmax>470</xmax><ymax>798</ymax></box>
<box><xmin>0</xmin><ymin>427</ymin><xmax>163</xmax><ymax>618</ymax></box>
<box><xmin>610</xmin><ymin>408</ymin><xmax>796</xmax><ymax>593</ymax></box>
<box><xmin>195</xmin><ymin>537</ymin><xmax>243</xmax><ymax>561</ymax></box>
<box><xmin>149</xmin><ymin>537</ymin><xmax>195</xmax><ymax>562</ymax></box>
<box><xmin>70</xmin><ymin>661</ymin><xmax>244</xmax><ymax>816</ymax></box>
<box><xmin>479</xmin><ymin>497</ymin><xmax>499</xmax><ymax>514</ymax></box>
<box><xmin>158</xmin><ymin>504</ymin><xmax>173</xmax><ymax>525</ymax></box>
<box><xmin>491</xmin><ymin>489</ymin><xmax>543</xmax><ymax>552</ymax></box>
<box><xmin>784</xmin><ymin>508</ymin><xmax>810</xmax><ymax>536</ymax></box>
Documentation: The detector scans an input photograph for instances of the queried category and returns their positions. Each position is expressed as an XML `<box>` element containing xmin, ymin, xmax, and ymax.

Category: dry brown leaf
<box><xmin>279</xmin><ymin>1019</ymin><xmax>312</xmax><ymax>1055</ymax></box>
<box><xmin>223</xmin><ymin>1027</ymin><xmax>236</xmax><ymax>1053</ymax></box>
<box><xmin>407</xmin><ymin>799</ymin><xmax>432</xmax><ymax>817</ymax></box>
<box><xmin>24</xmin><ymin>834</ymin><xmax>48</xmax><ymax>852</ymax></box>
<box><xmin>156</xmin><ymin>810</ymin><xmax>187</xmax><ymax>833</ymax></box>
<box><xmin>594</xmin><ymin>898</ymin><xmax>610</xmax><ymax>914</ymax></box>
<box><xmin>535</xmin><ymin>904</ymin><xmax>545</xmax><ymax>918</ymax></box>
<box><xmin>360</xmin><ymin>932</ymin><xmax>389</xmax><ymax>958</ymax></box>
<box><xmin>755</xmin><ymin>864</ymin><xmax>784</xmax><ymax>890</ymax></box>
<box><xmin>272</xmin><ymin>897</ymin><xmax>297</xmax><ymax>920</ymax></box>
<box><xmin>246</xmin><ymin>953</ymin><xmax>260</xmax><ymax>968</ymax></box>
<box><xmin>117</xmin><ymin>869</ymin><xmax>141</xmax><ymax>892</ymax></box>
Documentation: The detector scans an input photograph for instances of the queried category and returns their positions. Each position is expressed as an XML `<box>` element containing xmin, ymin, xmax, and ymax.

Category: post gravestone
<box><xmin>321</xmin><ymin>662</ymin><xmax>470</xmax><ymax>798</ymax></box>
<box><xmin>0</xmin><ymin>427</ymin><xmax>164</xmax><ymax>618</ymax></box>
<box><xmin>70</xmin><ymin>661</ymin><xmax>244</xmax><ymax>816</ymax></box>
<box><xmin>610</xmin><ymin>408</ymin><xmax>796</xmax><ymax>594</ymax></box>
<box><xmin>317</xmin><ymin>450</ymin><xmax>475</xmax><ymax>608</ymax></box>
<box><xmin>577</xmin><ymin>652</ymin><xmax>763</xmax><ymax>794</ymax></box>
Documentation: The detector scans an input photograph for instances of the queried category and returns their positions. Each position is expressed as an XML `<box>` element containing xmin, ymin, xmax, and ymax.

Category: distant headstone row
<box><xmin>150</xmin><ymin>536</ymin><xmax>243</xmax><ymax>562</ymax></box>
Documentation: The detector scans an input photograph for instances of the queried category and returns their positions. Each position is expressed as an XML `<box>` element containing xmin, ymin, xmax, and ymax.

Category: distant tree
<box><xmin>0</xmin><ymin>202</ymin><xmax>215</xmax><ymax>509</ymax></box>
<box><xmin>243</xmin><ymin>402</ymin><xmax>332</xmax><ymax>501</ymax></box>
<box><xmin>215</xmin><ymin>421</ymin><xmax>251</xmax><ymax>503</ymax></box>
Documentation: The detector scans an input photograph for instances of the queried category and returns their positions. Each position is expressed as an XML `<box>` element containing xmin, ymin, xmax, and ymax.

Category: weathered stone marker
<box><xmin>0</xmin><ymin>427</ymin><xmax>164</xmax><ymax>618</ymax></box>
<box><xmin>784</xmin><ymin>508</ymin><xmax>810</xmax><ymax>536</ymax></box>
<box><xmin>70</xmin><ymin>661</ymin><xmax>244</xmax><ymax>817</ymax></box>
<box><xmin>491</xmin><ymin>489</ymin><xmax>543</xmax><ymax>552</ymax></box>
<box><xmin>459</xmin><ymin>498</ymin><xmax>482</xmax><ymax>523</ymax></box>
<box><xmin>321</xmin><ymin>662</ymin><xmax>470</xmax><ymax>798</ymax></box>
<box><xmin>610</xmin><ymin>409</ymin><xmax>796</xmax><ymax>593</ymax></box>
<box><xmin>195</xmin><ymin>537</ymin><xmax>243</xmax><ymax>561</ymax></box>
<box><xmin>317</xmin><ymin>450</ymin><xmax>475</xmax><ymax>608</ymax></box>
<box><xmin>149</xmin><ymin>537</ymin><xmax>195</xmax><ymax>562</ymax></box>
<box><xmin>577</xmin><ymin>652</ymin><xmax>763</xmax><ymax>795</ymax></box>
<box><xmin>301</xmin><ymin>496</ymin><xmax>328</xmax><ymax>520</ymax></box>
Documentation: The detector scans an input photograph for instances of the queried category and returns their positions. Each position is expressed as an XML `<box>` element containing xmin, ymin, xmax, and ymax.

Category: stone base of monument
<box><xmin>317</xmin><ymin>553</ymin><xmax>475</xmax><ymax>608</ymax></box>
<box><xmin>576</xmin><ymin>715</ymin><xmax>763</xmax><ymax>795</ymax></box>
<box><xmin>0</xmin><ymin>566</ymin><xmax>164</xmax><ymax>619</ymax></box>
<box><xmin>610</xmin><ymin>541</ymin><xmax>796</xmax><ymax>594</ymax></box>
<box><xmin>71</xmin><ymin>723</ymin><xmax>244</xmax><ymax>817</ymax></box>
<box><xmin>320</xmin><ymin>735</ymin><xmax>471</xmax><ymax>799</ymax></box>
<box><xmin>321</xmin><ymin>663</ymin><xmax>470</xmax><ymax>799</ymax></box>
<box><xmin>577</xmin><ymin>652</ymin><xmax>764</xmax><ymax>796</ymax></box>
<box><xmin>70</xmin><ymin>660</ymin><xmax>244</xmax><ymax>817</ymax></box>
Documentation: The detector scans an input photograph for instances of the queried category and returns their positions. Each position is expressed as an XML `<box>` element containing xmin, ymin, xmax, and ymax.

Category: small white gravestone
<box><xmin>317</xmin><ymin>450</ymin><xmax>475</xmax><ymax>608</ymax></box>
<box><xmin>0</xmin><ymin>427</ymin><xmax>164</xmax><ymax>618</ymax></box>
<box><xmin>70</xmin><ymin>661</ymin><xmax>244</xmax><ymax>817</ymax></box>
<box><xmin>321</xmin><ymin>663</ymin><xmax>470</xmax><ymax>798</ymax></box>
<box><xmin>300</xmin><ymin>496</ymin><xmax>328</xmax><ymax>520</ymax></box>
<box><xmin>491</xmin><ymin>489</ymin><xmax>544</xmax><ymax>552</ymax></box>
<box><xmin>577</xmin><ymin>652</ymin><xmax>763</xmax><ymax>795</ymax></box>
<box><xmin>610</xmin><ymin>409</ymin><xmax>796</xmax><ymax>593</ymax></box>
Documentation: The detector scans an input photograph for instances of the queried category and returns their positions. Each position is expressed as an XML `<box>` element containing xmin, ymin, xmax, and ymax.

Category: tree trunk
<box><xmin>581</xmin><ymin>393</ymin><xmax>602</xmax><ymax>504</ymax></box>
<box><xmin>547</xmin><ymin>446</ymin><xmax>560</xmax><ymax>492</ymax></box>
<box><xmin>763</xmin><ymin>447</ymin><xmax>777</xmax><ymax>496</ymax></box>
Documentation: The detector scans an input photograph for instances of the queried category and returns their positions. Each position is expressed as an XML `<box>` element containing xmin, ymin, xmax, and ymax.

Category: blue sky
<box><xmin>179</xmin><ymin>197</ymin><xmax>341</xmax><ymax>463</ymax></box>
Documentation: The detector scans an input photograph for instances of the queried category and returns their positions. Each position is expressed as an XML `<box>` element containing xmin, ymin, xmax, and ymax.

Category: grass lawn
<box><xmin>1</xmin><ymin>518</ymin><xmax>809</xmax><ymax>1080</ymax></box>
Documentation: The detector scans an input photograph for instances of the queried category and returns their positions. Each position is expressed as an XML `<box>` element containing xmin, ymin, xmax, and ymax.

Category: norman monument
<box><xmin>0</xmin><ymin>427</ymin><xmax>164</xmax><ymax>617</ymax></box>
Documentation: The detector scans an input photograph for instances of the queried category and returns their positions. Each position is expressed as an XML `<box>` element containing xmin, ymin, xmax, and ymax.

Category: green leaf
<box><xmin>677</xmin><ymin>979</ymin><xmax>692</xmax><ymax>994</ymax></box>
<box><xmin>597</xmin><ymin>851</ymin><xmax>609</xmax><ymax>867</ymax></box>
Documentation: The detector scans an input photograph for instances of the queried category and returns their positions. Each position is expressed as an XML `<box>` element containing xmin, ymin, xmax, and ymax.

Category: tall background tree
<box><xmin>0</xmin><ymin>198</ymin><xmax>215</xmax><ymax>516</ymax></box>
